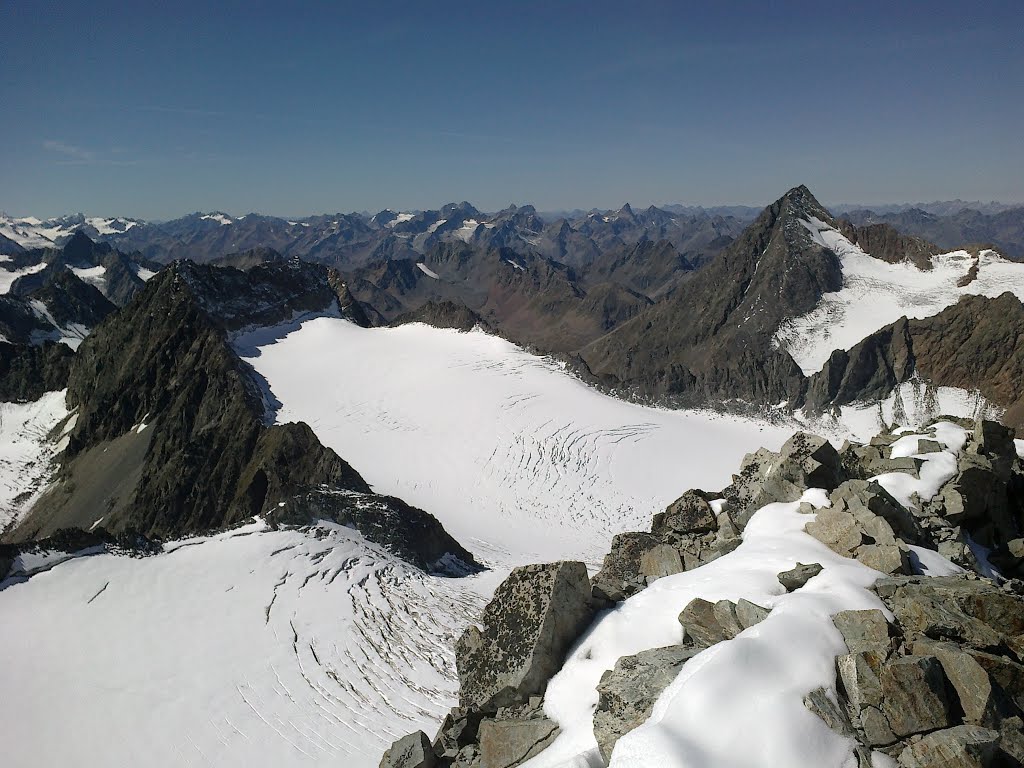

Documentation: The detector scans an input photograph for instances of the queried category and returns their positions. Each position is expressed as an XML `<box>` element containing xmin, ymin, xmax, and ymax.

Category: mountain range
<box><xmin>2</xmin><ymin>185</ymin><xmax>1023</xmax><ymax>768</ymax></box>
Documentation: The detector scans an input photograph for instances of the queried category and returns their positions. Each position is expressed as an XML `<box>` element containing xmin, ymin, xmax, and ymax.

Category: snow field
<box><xmin>0</xmin><ymin>521</ymin><xmax>496</xmax><ymax>767</ymax></box>
<box><xmin>0</xmin><ymin>391</ymin><xmax>70</xmax><ymax>531</ymax></box>
<box><xmin>776</xmin><ymin>216</ymin><xmax>1024</xmax><ymax>375</ymax></box>
<box><xmin>238</xmin><ymin>319</ymin><xmax>797</xmax><ymax>565</ymax></box>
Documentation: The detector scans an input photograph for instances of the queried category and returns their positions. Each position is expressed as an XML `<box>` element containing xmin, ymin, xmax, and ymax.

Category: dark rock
<box><xmin>910</xmin><ymin>640</ymin><xmax>1002</xmax><ymax>726</ymax></box>
<box><xmin>651</xmin><ymin>491</ymin><xmax>718</xmax><ymax>538</ymax></box>
<box><xmin>593</xmin><ymin>645</ymin><xmax>700</xmax><ymax>762</ymax></box>
<box><xmin>456</xmin><ymin>562</ymin><xmax>597</xmax><ymax>713</ymax></box>
<box><xmin>0</xmin><ymin>340</ymin><xmax>73</xmax><ymax>400</ymax></box>
<box><xmin>880</xmin><ymin>655</ymin><xmax>953</xmax><ymax>738</ymax></box>
<box><xmin>379</xmin><ymin>730</ymin><xmax>436</xmax><ymax>768</ymax></box>
<box><xmin>778</xmin><ymin>562</ymin><xmax>823</xmax><ymax>592</ymax></box>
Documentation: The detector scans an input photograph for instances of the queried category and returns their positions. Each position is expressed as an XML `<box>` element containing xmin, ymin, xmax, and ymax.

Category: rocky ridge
<box><xmin>381</xmin><ymin>416</ymin><xmax>1024</xmax><ymax>767</ymax></box>
<box><xmin>4</xmin><ymin>256</ymin><xmax>474</xmax><ymax>572</ymax></box>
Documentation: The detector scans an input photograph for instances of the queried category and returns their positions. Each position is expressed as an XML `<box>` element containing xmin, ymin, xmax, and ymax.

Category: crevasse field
<box><xmin>0</xmin><ymin>319</ymin><xmax>989</xmax><ymax>767</ymax></box>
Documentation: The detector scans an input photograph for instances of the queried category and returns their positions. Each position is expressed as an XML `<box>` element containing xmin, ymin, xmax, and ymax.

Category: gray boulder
<box><xmin>379</xmin><ymin>731</ymin><xmax>436</xmax><ymax>768</ymax></box>
<box><xmin>591</xmin><ymin>532</ymin><xmax>661</xmax><ymax>602</ymax></box>
<box><xmin>833</xmin><ymin>609</ymin><xmax>892</xmax><ymax>656</ymax></box>
<box><xmin>593</xmin><ymin>645</ymin><xmax>700</xmax><ymax>762</ymax></box>
<box><xmin>880</xmin><ymin>655</ymin><xmax>953</xmax><ymax>738</ymax></box>
<box><xmin>651</xmin><ymin>491</ymin><xmax>717</xmax><ymax>540</ymax></box>
<box><xmin>896</xmin><ymin>724</ymin><xmax>1000</xmax><ymax>767</ymax></box>
<box><xmin>477</xmin><ymin>717</ymin><xmax>559</xmax><ymax>768</ymax></box>
<box><xmin>456</xmin><ymin>561</ymin><xmax>597</xmax><ymax>713</ymax></box>
<box><xmin>777</xmin><ymin>562</ymin><xmax>823</xmax><ymax>592</ymax></box>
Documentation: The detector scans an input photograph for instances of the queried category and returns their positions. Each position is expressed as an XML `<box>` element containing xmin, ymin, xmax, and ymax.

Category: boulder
<box><xmin>651</xmin><ymin>491</ymin><xmax>717</xmax><ymax>539</ymax></box>
<box><xmin>678</xmin><ymin>598</ymin><xmax>725</xmax><ymax>647</ymax></box>
<box><xmin>833</xmin><ymin>609</ymin><xmax>892</xmax><ymax>656</ymax></box>
<box><xmin>639</xmin><ymin>544</ymin><xmax>684</xmax><ymax>583</ymax></box>
<box><xmin>593</xmin><ymin>645</ymin><xmax>700</xmax><ymax>762</ymax></box>
<box><xmin>910</xmin><ymin>640</ymin><xmax>1000</xmax><ymax>726</ymax></box>
<box><xmin>896</xmin><ymin>724</ymin><xmax>1000</xmax><ymax>767</ymax></box>
<box><xmin>735</xmin><ymin>599</ymin><xmax>770</xmax><ymax>630</ymax></box>
<box><xmin>456</xmin><ymin>561</ymin><xmax>597</xmax><ymax>712</ymax></box>
<box><xmin>379</xmin><ymin>731</ymin><xmax>436</xmax><ymax>768</ymax></box>
<box><xmin>591</xmin><ymin>533</ymin><xmax>660</xmax><ymax>602</ymax></box>
<box><xmin>777</xmin><ymin>562</ymin><xmax>823</xmax><ymax>592</ymax></box>
<box><xmin>880</xmin><ymin>655</ymin><xmax>953</xmax><ymax>738</ymax></box>
<box><xmin>726</xmin><ymin>433</ymin><xmax>845</xmax><ymax>527</ymax></box>
<box><xmin>593</xmin><ymin>533</ymin><xmax>661</xmax><ymax>601</ymax></box>
<box><xmin>477</xmin><ymin>717</ymin><xmax>559</xmax><ymax>768</ymax></box>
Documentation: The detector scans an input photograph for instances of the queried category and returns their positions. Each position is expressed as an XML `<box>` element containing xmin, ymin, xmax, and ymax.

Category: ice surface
<box><xmin>201</xmin><ymin>213</ymin><xmax>233</xmax><ymax>225</ymax></box>
<box><xmin>135</xmin><ymin>265</ymin><xmax>157</xmax><ymax>281</ymax></box>
<box><xmin>0</xmin><ymin>521</ymin><xmax>495</xmax><ymax>767</ymax></box>
<box><xmin>69</xmin><ymin>264</ymin><xmax>107</xmax><ymax>292</ymax></box>
<box><xmin>777</xmin><ymin>217</ymin><xmax>1024</xmax><ymax>375</ymax></box>
<box><xmin>453</xmin><ymin>219</ymin><xmax>479</xmax><ymax>242</ymax></box>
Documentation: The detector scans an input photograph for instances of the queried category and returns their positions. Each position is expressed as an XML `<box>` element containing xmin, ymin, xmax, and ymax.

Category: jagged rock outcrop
<box><xmin>393</xmin><ymin>300</ymin><xmax>489</xmax><ymax>332</ymax></box>
<box><xmin>809</xmin><ymin>576</ymin><xmax>1024</xmax><ymax>764</ymax></box>
<box><xmin>725</xmin><ymin>431</ymin><xmax>846</xmax><ymax>527</ymax></box>
<box><xmin>455</xmin><ymin>562</ymin><xmax>598</xmax><ymax>713</ymax></box>
<box><xmin>591</xmin><ymin>489</ymin><xmax>739</xmax><ymax>601</ymax></box>
<box><xmin>837</xmin><ymin>220</ymin><xmax>940</xmax><ymax>270</ymax></box>
<box><xmin>5</xmin><ymin>259</ymin><xmax>473</xmax><ymax>571</ymax></box>
<box><xmin>593</xmin><ymin>645</ymin><xmax>701</xmax><ymax>761</ymax></box>
<box><xmin>0</xmin><ymin>341</ymin><xmax>73</xmax><ymax>400</ymax></box>
<box><xmin>579</xmin><ymin>185</ymin><xmax>841</xmax><ymax>405</ymax></box>
<box><xmin>806</xmin><ymin>292</ymin><xmax>1024</xmax><ymax>429</ymax></box>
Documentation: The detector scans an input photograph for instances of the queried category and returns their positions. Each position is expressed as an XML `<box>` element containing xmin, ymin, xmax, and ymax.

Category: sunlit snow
<box><xmin>776</xmin><ymin>217</ymin><xmax>1024</xmax><ymax>375</ymax></box>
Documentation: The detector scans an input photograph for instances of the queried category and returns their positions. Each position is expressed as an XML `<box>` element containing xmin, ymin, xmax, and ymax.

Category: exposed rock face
<box><xmin>777</xmin><ymin>562</ymin><xmax>824</xmax><ymax>591</ymax></box>
<box><xmin>6</xmin><ymin>260</ymin><xmax>473</xmax><ymax>571</ymax></box>
<box><xmin>593</xmin><ymin>645</ymin><xmax>701</xmax><ymax>762</ymax></box>
<box><xmin>806</xmin><ymin>292</ymin><xmax>1024</xmax><ymax>430</ymax></box>
<box><xmin>591</xmin><ymin>489</ymin><xmax>740</xmax><ymax>601</ymax></box>
<box><xmin>837</xmin><ymin>220</ymin><xmax>940</xmax><ymax>271</ymax></box>
<box><xmin>455</xmin><ymin>562</ymin><xmax>597</xmax><ymax>713</ymax></box>
<box><xmin>392</xmin><ymin>300</ymin><xmax>489</xmax><ymax>332</ymax></box>
<box><xmin>379</xmin><ymin>731</ymin><xmax>436</xmax><ymax>768</ymax></box>
<box><xmin>579</xmin><ymin>185</ymin><xmax>841</xmax><ymax>406</ymax></box>
<box><xmin>725</xmin><ymin>431</ymin><xmax>845</xmax><ymax>526</ymax></box>
<box><xmin>812</xmin><ymin>574</ymin><xmax>1024</xmax><ymax>763</ymax></box>
<box><xmin>0</xmin><ymin>341</ymin><xmax>73</xmax><ymax>400</ymax></box>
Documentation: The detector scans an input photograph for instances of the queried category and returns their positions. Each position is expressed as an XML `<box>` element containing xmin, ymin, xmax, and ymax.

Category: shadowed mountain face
<box><xmin>578</xmin><ymin>185</ymin><xmax>843</xmax><ymax>405</ymax></box>
<box><xmin>5</xmin><ymin>259</ymin><xmax>474</xmax><ymax>570</ymax></box>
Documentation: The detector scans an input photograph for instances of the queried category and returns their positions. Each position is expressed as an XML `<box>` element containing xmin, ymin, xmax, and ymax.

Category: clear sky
<box><xmin>2</xmin><ymin>0</ymin><xmax>1022</xmax><ymax>219</ymax></box>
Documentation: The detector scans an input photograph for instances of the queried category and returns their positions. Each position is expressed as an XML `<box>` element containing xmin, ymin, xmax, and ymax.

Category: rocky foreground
<box><xmin>382</xmin><ymin>417</ymin><xmax>1024</xmax><ymax>768</ymax></box>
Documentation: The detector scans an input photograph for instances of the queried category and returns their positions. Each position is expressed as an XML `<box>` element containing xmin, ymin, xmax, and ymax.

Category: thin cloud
<box><xmin>42</xmin><ymin>139</ymin><xmax>96</xmax><ymax>163</ymax></box>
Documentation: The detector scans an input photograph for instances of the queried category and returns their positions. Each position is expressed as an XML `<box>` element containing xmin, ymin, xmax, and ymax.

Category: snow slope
<box><xmin>0</xmin><ymin>391</ymin><xmax>70</xmax><ymax>532</ymax></box>
<box><xmin>0</xmin><ymin>521</ymin><xmax>493</xmax><ymax>767</ymax></box>
<box><xmin>237</xmin><ymin>319</ymin><xmax>797</xmax><ymax>564</ymax></box>
<box><xmin>0</xmin><ymin>260</ymin><xmax>46</xmax><ymax>294</ymax></box>
<box><xmin>775</xmin><ymin>216</ymin><xmax>1024</xmax><ymax>375</ymax></box>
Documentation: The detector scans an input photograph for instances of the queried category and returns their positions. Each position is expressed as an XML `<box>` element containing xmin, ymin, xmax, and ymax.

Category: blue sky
<box><xmin>2</xmin><ymin>0</ymin><xmax>1022</xmax><ymax>218</ymax></box>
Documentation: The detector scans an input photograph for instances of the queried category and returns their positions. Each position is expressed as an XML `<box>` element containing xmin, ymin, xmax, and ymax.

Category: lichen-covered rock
<box><xmin>456</xmin><ymin>561</ymin><xmax>597</xmax><ymax>713</ymax></box>
<box><xmin>593</xmin><ymin>645</ymin><xmax>700</xmax><ymax>762</ymax></box>
<box><xmin>651</xmin><ymin>491</ymin><xmax>717</xmax><ymax>539</ymax></box>
<box><xmin>725</xmin><ymin>432</ymin><xmax>846</xmax><ymax>527</ymax></box>
<box><xmin>591</xmin><ymin>532</ymin><xmax>661</xmax><ymax>602</ymax></box>
<box><xmin>379</xmin><ymin>731</ymin><xmax>437</xmax><ymax>768</ymax></box>
<box><xmin>639</xmin><ymin>544</ymin><xmax>683</xmax><ymax>583</ymax></box>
